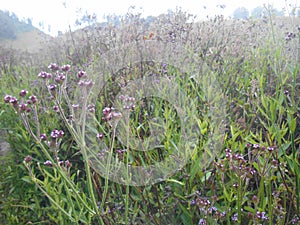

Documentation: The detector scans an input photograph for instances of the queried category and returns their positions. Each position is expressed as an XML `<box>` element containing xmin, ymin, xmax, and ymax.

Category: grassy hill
<box><xmin>0</xmin><ymin>29</ymin><xmax>53</xmax><ymax>53</ymax></box>
<box><xmin>0</xmin><ymin>10</ymin><xmax>52</xmax><ymax>53</ymax></box>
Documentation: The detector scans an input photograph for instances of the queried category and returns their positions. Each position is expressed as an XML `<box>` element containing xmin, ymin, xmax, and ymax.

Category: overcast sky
<box><xmin>0</xmin><ymin>0</ymin><xmax>298</xmax><ymax>36</ymax></box>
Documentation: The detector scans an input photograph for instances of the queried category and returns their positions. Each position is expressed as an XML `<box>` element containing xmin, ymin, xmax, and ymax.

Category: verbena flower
<box><xmin>40</xmin><ymin>133</ymin><xmax>47</xmax><ymax>141</ymax></box>
<box><xmin>9</xmin><ymin>97</ymin><xmax>18</xmax><ymax>105</ymax></box>
<box><xmin>44</xmin><ymin>160</ymin><xmax>52</xmax><ymax>167</ymax></box>
<box><xmin>4</xmin><ymin>95</ymin><xmax>12</xmax><ymax>103</ymax></box>
<box><xmin>29</xmin><ymin>95</ymin><xmax>38</xmax><ymax>104</ymax></box>
<box><xmin>54</xmin><ymin>72</ymin><xmax>66</xmax><ymax>84</ymax></box>
<box><xmin>256</xmin><ymin>211</ymin><xmax>268</xmax><ymax>220</ymax></box>
<box><xmin>38</xmin><ymin>71</ymin><xmax>48</xmax><ymax>79</ymax></box>
<box><xmin>61</xmin><ymin>64</ymin><xmax>71</xmax><ymax>72</ymax></box>
<box><xmin>19</xmin><ymin>89</ymin><xmax>28</xmax><ymax>97</ymax></box>
<box><xmin>24</xmin><ymin>155</ymin><xmax>32</xmax><ymax>163</ymax></box>
<box><xmin>77</xmin><ymin>70</ymin><xmax>87</xmax><ymax>78</ymax></box>
<box><xmin>50</xmin><ymin>129</ymin><xmax>64</xmax><ymax>139</ymax></box>
<box><xmin>19</xmin><ymin>103</ymin><xmax>27</xmax><ymax>112</ymax></box>
<box><xmin>48</xmin><ymin>63</ymin><xmax>60</xmax><ymax>71</ymax></box>
<box><xmin>53</xmin><ymin>105</ymin><xmax>59</xmax><ymax>113</ymax></box>
<box><xmin>48</xmin><ymin>84</ymin><xmax>57</xmax><ymax>91</ymax></box>
<box><xmin>97</xmin><ymin>133</ymin><xmax>104</xmax><ymax>139</ymax></box>
<box><xmin>65</xmin><ymin>160</ymin><xmax>72</xmax><ymax>168</ymax></box>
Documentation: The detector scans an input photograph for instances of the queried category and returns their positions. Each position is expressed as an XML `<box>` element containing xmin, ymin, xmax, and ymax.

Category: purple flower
<box><xmin>50</xmin><ymin>129</ymin><xmax>64</xmax><ymax>139</ymax></box>
<box><xmin>68</xmin><ymin>114</ymin><xmax>74</xmax><ymax>121</ymax></box>
<box><xmin>256</xmin><ymin>211</ymin><xmax>268</xmax><ymax>220</ymax></box>
<box><xmin>48</xmin><ymin>63</ymin><xmax>60</xmax><ymax>71</ymax></box>
<box><xmin>253</xmin><ymin>144</ymin><xmax>260</xmax><ymax>149</ymax></box>
<box><xmin>116</xmin><ymin>149</ymin><xmax>126</xmax><ymax>154</ymax></box>
<box><xmin>19</xmin><ymin>103</ymin><xmax>27</xmax><ymax>112</ymax></box>
<box><xmin>9</xmin><ymin>97</ymin><xmax>18</xmax><ymax>105</ymax></box>
<box><xmin>77</xmin><ymin>70</ymin><xmax>86</xmax><ymax>78</ymax></box>
<box><xmin>97</xmin><ymin>133</ymin><xmax>104</xmax><ymax>139</ymax></box>
<box><xmin>44</xmin><ymin>160</ymin><xmax>52</xmax><ymax>167</ymax></box>
<box><xmin>119</xmin><ymin>95</ymin><xmax>125</xmax><ymax>100</ymax></box>
<box><xmin>50</xmin><ymin>130</ymin><xmax>59</xmax><ymax>139</ymax></box>
<box><xmin>232</xmin><ymin>213</ymin><xmax>238</xmax><ymax>222</ymax></box>
<box><xmin>54</xmin><ymin>72</ymin><xmax>66</xmax><ymax>84</ymax></box>
<box><xmin>48</xmin><ymin>84</ymin><xmax>57</xmax><ymax>91</ymax></box>
<box><xmin>58</xmin><ymin>130</ymin><xmax>64</xmax><ymax>138</ymax></box>
<box><xmin>252</xmin><ymin>195</ymin><xmax>258</xmax><ymax>203</ymax></box>
<box><xmin>40</xmin><ymin>133</ymin><xmax>47</xmax><ymax>141</ymax></box>
<box><xmin>88</xmin><ymin>104</ymin><xmax>95</xmax><ymax>113</ymax></box>
<box><xmin>246</xmin><ymin>143</ymin><xmax>252</xmax><ymax>148</ymax></box>
<box><xmin>65</xmin><ymin>160</ymin><xmax>72</xmax><ymax>168</ymax></box>
<box><xmin>267</xmin><ymin>146</ymin><xmax>276</xmax><ymax>151</ymax></box>
<box><xmin>29</xmin><ymin>95</ymin><xmax>37</xmax><ymax>104</ymax></box>
<box><xmin>98</xmin><ymin>149</ymin><xmax>107</xmax><ymax>158</ymax></box>
<box><xmin>24</xmin><ymin>155</ymin><xmax>32</xmax><ymax>163</ymax></box>
<box><xmin>38</xmin><ymin>71</ymin><xmax>48</xmax><ymax>79</ymax></box>
<box><xmin>19</xmin><ymin>89</ymin><xmax>28</xmax><ymax>97</ymax></box>
<box><xmin>53</xmin><ymin>105</ymin><xmax>59</xmax><ymax>113</ymax></box>
<box><xmin>61</xmin><ymin>64</ymin><xmax>71</xmax><ymax>72</ymax></box>
<box><xmin>199</xmin><ymin>219</ymin><xmax>206</xmax><ymax>225</ymax></box>
<box><xmin>4</xmin><ymin>95</ymin><xmax>12</xmax><ymax>103</ymax></box>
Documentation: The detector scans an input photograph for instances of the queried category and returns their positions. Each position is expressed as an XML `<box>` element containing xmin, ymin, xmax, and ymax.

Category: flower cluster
<box><xmin>284</xmin><ymin>26</ymin><xmax>300</xmax><ymax>41</ymax></box>
<box><xmin>4</xmin><ymin>90</ymin><xmax>38</xmax><ymax>113</ymax></box>
<box><xmin>102</xmin><ymin>107</ymin><xmax>122</xmax><ymax>121</ymax></box>
<box><xmin>39</xmin><ymin>129</ymin><xmax>64</xmax><ymax>148</ymax></box>
<box><xmin>215</xmin><ymin>148</ymin><xmax>256</xmax><ymax>179</ymax></box>
<box><xmin>285</xmin><ymin>32</ymin><xmax>297</xmax><ymax>41</ymax></box>
<box><xmin>192</xmin><ymin>194</ymin><xmax>226</xmax><ymax>222</ymax></box>
<box><xmin>118</xmin><ymin>95</ymin><xmax>135</xmax><ymax>110</ymax></box>
<box><xmin>38</xmin><ymin>63</ymin><xmax>71</xmax><ymax>96</ymax></box>
<box><xmin>43</xmin><ymin>158</ymin><xmax>72</xmax><ymax>169</ymax></box>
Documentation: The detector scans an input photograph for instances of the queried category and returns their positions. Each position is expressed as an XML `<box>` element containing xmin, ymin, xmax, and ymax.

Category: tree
<box><xmin>233</xmin><ymin>7</ymin><xmax>249</xmax><ymax>19</ymax></box>
<box><xmin>27</xmin><ymin>18</ymin><xmax>32</xmax><ymax>26</ymax></box>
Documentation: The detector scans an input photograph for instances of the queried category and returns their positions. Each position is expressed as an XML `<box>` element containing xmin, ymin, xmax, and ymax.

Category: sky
<box><xmin>0</xmin><ymin>0</ymin><xmax>298</xmax><ymax>36</ymax></box>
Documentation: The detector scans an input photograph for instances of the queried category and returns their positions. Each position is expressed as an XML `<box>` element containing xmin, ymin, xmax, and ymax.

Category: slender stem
<box><xmin>125</xmin><ymin>110</ymin><xmax>130</xmax><ymax>225</ymax></box>
<box><xmin>79</xmin><ymin>86</ymin><xmax>103</xmax><ymax>224</ymax></box>
<box><xmin>100</xmin><ymin>124</ymin><xmax>117</xmax><ymax>211</ymax></box>
<box><xmin>237</xmin><ymin>177</ymin><xmax>242</xmax><ymax>225</ymax></box>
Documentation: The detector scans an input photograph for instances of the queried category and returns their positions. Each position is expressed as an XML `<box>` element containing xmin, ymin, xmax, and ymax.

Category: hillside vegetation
<box><xmin>0</xmin><ymin>10</ymin><xmax>36</xmax><ymax>40</ymax></box>
<box><xmin>0</xmin><ymin>10</ymin><xmax>300</xmax><ymax>225</ymax></box>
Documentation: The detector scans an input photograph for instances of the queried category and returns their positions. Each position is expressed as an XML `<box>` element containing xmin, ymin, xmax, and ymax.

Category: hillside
<box><xmin>0</xmin><ymin>10</ymin><xmax>52</xmax><ymax>53</ymax></box>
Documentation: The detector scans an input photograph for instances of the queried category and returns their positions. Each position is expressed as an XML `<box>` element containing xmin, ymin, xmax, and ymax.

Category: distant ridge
<box><xmin>0</xmin><ymin>10</ymin><xmax>52</xmax><ymax>52</ymax></box>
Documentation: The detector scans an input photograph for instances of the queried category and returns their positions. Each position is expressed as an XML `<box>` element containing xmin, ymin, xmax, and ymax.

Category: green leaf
<box><xmin>21</xmin><ymin>176</ymin><xmax>33</xmax><ymax>184</ymax></box>
<box><xmin>179</xmin><ymin>203</ymin><xmax>193</xmax><ymax>225</ymax></box>
<box><xmin>289</xmin><ymin>117</ymin><xmax>297</xmax><ymax>134</ymax></box>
